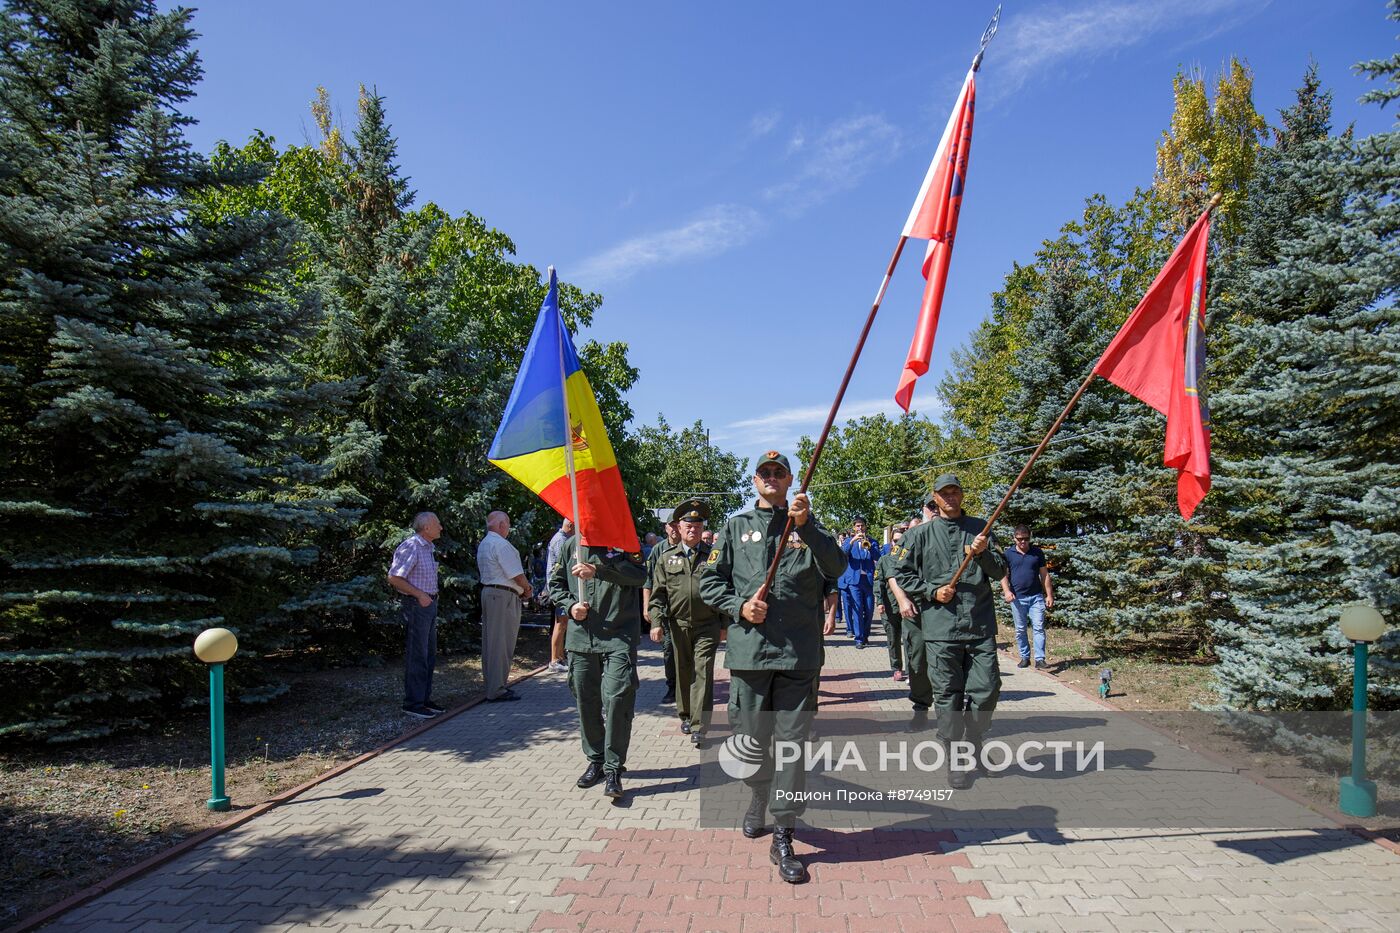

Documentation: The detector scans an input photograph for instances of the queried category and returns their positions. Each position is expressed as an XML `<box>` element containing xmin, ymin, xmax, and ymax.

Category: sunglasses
<box><xmin>756</xmin><ymin>467</ymin><xmax>789</xmax><ymax>480</ymax></box>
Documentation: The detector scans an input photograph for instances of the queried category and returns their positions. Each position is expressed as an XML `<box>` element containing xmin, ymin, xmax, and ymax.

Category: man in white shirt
<box><xmin>477</xmin><ymin>510</ymin><xmax>533</xmax><ymax>701</ymax></box>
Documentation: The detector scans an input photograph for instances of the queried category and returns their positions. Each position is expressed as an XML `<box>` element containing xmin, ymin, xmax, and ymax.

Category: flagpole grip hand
<box><xmin>569</xmin><ymin>602</ymin><xmax>590</xmax><ymax>621</ymax></box>
<box><xmin>790</xmin><ymin>493</ymin><xmax>812</xmax><ymax>527</ymax></box>
<box><xmin>935</xmin><ymin>584</ymin><xmax>956</xmax><ymax>604</ymax></box>
<box><xmin>742</xmin><ymin>596</ymin><xmax>769</xmax><ymax>625</ymax></box>
<box><xmin>965</xmin><ymin>534</ymin><xmax>989</xmax><ymax>556</ymax></box>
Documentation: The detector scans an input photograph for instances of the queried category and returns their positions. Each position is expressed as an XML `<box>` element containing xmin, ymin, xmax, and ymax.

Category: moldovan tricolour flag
<box><xmin>895</xmin><ymin>65</ymin><xmax>977</xmax><ymax>411</ymax></box>
<box><xmin>1093</xmin><ymin>205</ymin><xmax>1214</xmax><ymax>521</ymax></box>
<box><xmin>488</xmin><ymin>269</ymin><xmax>640</xmax><ymax>552</ymax></box>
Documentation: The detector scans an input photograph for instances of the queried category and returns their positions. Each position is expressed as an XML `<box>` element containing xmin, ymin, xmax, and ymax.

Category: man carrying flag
<box><xmin>490</xmin><ymin>268</ymin><xmax>644</xmax><ymax>801</ymax></box>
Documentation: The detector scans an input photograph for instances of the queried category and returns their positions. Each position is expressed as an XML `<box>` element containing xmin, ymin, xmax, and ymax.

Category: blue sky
<box><xmin>176</xmin><ymin>0</ymin><xmax>1394</xmax><ymax>466</ymax></box>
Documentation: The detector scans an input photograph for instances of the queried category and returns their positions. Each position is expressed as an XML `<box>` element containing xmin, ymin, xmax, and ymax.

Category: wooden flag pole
<box><xmin>552</xmin><ymin>266</ymin><xmax>584</xmax><ymax>535</ymax></box>
<box><xmin>935</xmin><ymin>192</ymin><xmax>1222</xmax><ymax>600</ymax></box>
<box><xmin>753</xmin><ymin>7</ymin><xmax>1003</xmax><ymax>607</ymax></box>
<box><xmin>754</xmin><ymin>237</ymin><xmax>910</xmax><ymax>604</ymax></box>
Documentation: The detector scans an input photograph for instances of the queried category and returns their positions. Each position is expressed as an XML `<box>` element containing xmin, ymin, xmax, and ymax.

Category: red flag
<box><xmin>1093</xmin><ymin>206</ymin><xmax>1214</xmax><ymax>520</ymax></box>
<box><xmin>895</xmin><ymin>67</ymin><xmax>977</xmax><ymax>411</ymax></box>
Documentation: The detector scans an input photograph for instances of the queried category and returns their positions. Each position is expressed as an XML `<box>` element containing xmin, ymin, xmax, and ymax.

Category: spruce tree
<box><xmin>0</xmin><ymin>1</ymin><xmax>350</xmax><ymax>739</ymax></box>
<box><xmin>1209</xmin><ymin>62</ymin><xmax>1399</xmax><ymax>710</ymax></box>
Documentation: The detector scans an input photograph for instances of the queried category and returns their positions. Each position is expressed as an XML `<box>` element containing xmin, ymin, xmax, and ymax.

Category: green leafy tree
<box><xmin>797</xmin><ymin>412</ymin><xmax>943</xmax><ymax>532</ymax></box>
<box><xmin>629</xmin><ymin>417</ymin><xmax>748</xmax><ymax>530</ymax></box>
<box><xmin>1156</xmin><ymin>58</ymin><xmax>1269</xmax><ymax>241</ymax></box>
<box><xmin>0</xmin><ymin>0</ymin><xmax>351</xmax><ymax>740</ymax></box>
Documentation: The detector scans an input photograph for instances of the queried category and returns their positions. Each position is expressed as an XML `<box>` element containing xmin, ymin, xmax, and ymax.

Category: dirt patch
<box><xmin>0</xmin><ymin>625</ymin><xmax>553</xmax><ymax>926</ymax></box>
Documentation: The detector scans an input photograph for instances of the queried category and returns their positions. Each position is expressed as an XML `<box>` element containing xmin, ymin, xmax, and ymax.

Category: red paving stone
<box><xmin>531</xmin><ymin>828</ymin><xmax>1008</xmax><ymax>932</ymax></box>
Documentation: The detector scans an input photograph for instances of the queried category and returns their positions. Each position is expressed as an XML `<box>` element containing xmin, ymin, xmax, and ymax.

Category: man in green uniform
<box><xmin>649</xmin><ymin>498</ymin><xmax>723</xmax><ymax>748</ymax></box>
<box><xmin>643</xmin><ymin>518</ymin><xmax>680</xmax><ymax>704</ymax></box>
<box><xmin>893</xmin><ymin>473</ymin><xmax>1007</xmax><ymax>790</ymax></box>
<box><xmin>700</xmin><ymin>451</ymin><xmax>845</xmax><ymax>884</ymax></box>
<box><xmin>874</xmin><ymin>529</ymin><xmax>908</xmax><ymax>682</ymax></box>
<box><xmin>548</xmin><ymin>534</ymin><xmax>647</xmax><ymax>801</ymax></box>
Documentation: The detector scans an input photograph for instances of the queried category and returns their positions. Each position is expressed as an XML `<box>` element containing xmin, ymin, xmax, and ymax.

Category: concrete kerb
<box><xmin>1002</xmin><ymin>647</ymin><xmax>1400</xmax><ymax>858</ymax></box>
<box><xmin>5</xmin><ymin>664</ymin><xmax>549</xmax><ymax>933</ymax></box>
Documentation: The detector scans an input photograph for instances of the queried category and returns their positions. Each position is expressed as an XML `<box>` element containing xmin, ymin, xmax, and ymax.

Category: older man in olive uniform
<box><xmin>893</xmin><ymin>473</ymin><xmax>1007</xmax><ymax>790</ymax></box>
<box><xmin>549</xmin><ymin>534</ymin><xmax>647</xmax><ymax>801</ymax></box>
<box><xmin>649</xmin><ymin>498</ymin><xmax>723</xmax><ymax>747</ymax></box>
<box><xmin>700</xmin><ymin>451</ymin><xmax>845</xmax><ymax>885</ymax></box>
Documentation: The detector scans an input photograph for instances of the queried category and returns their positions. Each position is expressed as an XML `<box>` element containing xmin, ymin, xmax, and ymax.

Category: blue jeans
<box><xmin>401</xmin><ymin>594</ymin><xmax>438</xmax><ymax>706</ymax></box>
<box><xmin>1009</xmin><ymin>594</ymin><xmax>1046</xmax><ymax>661</ymax></box>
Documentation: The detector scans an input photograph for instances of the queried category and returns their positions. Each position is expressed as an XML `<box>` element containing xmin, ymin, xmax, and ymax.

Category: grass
<box><xmin>0</xmin><ymin>625</ymin><xmax>552</xmax><ymax>926</ymax></box>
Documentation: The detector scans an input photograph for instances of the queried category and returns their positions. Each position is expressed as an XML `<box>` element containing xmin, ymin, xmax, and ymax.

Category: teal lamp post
<box><xmin>1338</xmin><ymin>602</ymin><xmax>1387</xmax><ymax>818</ymax></box>
<box><xmin>193</xmin><ymin>627</ymin><xmax>239</xmax><ymax>812</ymax></box>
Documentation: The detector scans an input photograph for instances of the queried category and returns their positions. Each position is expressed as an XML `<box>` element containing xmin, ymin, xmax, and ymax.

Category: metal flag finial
<box><xmin>972</xmin><ymin>4</ymin><xmax>1002</xmax><ymax>72</ymax></box>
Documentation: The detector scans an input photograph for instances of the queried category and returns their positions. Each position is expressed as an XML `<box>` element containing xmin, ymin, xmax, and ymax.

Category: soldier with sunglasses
<box><xmin>700</xmin><ymin>451</ymin><xmax>845</xmax><ymax>884</ymax></box>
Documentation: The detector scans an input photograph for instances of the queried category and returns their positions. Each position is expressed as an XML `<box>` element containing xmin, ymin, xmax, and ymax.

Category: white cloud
<box><xmin>994</xmin><ymin>0</ymin><xmax>1269</xmax><ymax>96</ymax></box>
<box><xmin>763</xmin><ymin>114</ymin><xmax>903</xmax><ymax>212</ymax></box>
<box><xmin>749</xmin><ymin>110</ymin><xmax>781</xmax><ymax>137</ymax></box>
<box><xmin>573</xmin><ymin>204</ymin><xmax>763</xmax><ymax>285</ymax></box>
<box><xmin>715</xmin><ymin>393</ymin><xmax>944</xmax><ymax>458</ymax></box>
<box><xmin>575</xmin><ymin>111</ymin><xmax>898</xmax><ymax>283</ymax></box>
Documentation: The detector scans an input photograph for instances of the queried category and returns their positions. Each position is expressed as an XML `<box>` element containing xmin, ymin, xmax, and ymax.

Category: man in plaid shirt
<box><xmin>388</xmin><ymin>512</ymin><xmax>444</xmax><ymax>719</ymax></box>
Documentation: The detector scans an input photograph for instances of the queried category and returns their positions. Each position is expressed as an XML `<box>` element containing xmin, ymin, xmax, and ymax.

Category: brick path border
<box><xmin>5</xmin><ymin>665</ymin><xmax>548</xmax><ymax>933</ymax></box>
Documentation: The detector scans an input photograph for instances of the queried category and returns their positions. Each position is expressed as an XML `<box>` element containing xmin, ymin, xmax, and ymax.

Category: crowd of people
<box><xmin>384</xmin><ymin>451</ymin><xmax>1055</xmax><ymax>885</ymax></box>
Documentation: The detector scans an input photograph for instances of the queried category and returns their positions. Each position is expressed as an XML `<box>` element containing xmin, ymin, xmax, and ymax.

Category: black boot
<box><xmin>947</xmin><ymin>740</ymin><xmax>976</xmax><ymax>789</ymax></box>
<box><xmin>576</xmin><ymin>761</ymin><xmax>605</xmax><ymax>788</ymax></box>
<box><xmin>906</xmin><ymin>709</ymin><xmax>929</xmax><ymax>733</ymax></box>
<box><xmin>603</xmin><ymin>770</ymin><xmax>624</xmax><ymax>800</ymax></box>
<box><xmin>769</xmin><ymin>827</ymin><xmax>807</xmax><ymax>884</ymax></box>
<box><xmin>742</xmin><ymin>789</ymin><xmax>769</xmax><ymax>838</ymax></box>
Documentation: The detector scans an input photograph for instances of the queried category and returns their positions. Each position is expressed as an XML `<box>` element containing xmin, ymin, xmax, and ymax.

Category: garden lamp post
<box><xmin>1338</xmin><ymin>602</ymin><xmax>1387</xmax><ymax>818</ymax></box>
<box><xmin>193</xmin><ymin>627</ymin><xmax>239</xmax><ymax>812</ymax></box>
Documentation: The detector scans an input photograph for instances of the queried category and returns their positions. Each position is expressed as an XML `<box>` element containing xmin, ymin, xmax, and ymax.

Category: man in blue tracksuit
<box><xmin>839</xmin><ymin>517</ymin><xmax>881</xmax><ymax>648</ymax></box>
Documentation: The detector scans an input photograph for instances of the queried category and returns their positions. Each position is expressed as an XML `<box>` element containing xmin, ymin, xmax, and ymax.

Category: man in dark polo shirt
<box><xmin>1002</xmin><ymin>524</ymin><xmax>1054</xmax><ymax>669</ymax></box>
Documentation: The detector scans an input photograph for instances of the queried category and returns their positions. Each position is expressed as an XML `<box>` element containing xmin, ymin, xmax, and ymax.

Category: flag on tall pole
<box><xmin>1093</xmin><ymin>205</ymin><xmax>1215</xmax><ymax>520</ymax></box>
<box><xmin>894</xmin><ymin>63</ymin><xmax>978</xmax><ymax>411</ymax></box>
<box><xmin>488</xmin><ymin>268</ymin><xmax>640</xmax><ymax>552</ymax></box>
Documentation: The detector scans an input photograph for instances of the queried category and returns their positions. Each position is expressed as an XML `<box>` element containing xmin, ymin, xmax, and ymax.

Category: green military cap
<box><xmin>927</xmin><ymin>472</ymin><xmax>962</xmax><ymax>504</ymax></box>
<box><xmin>754</xmin><ymin>450</ymin><xmax>792</xmax><ymax>473</ymax></box>
<box><xmin>672</xmin><ymin>497</ymin><xmax>710</xmax><ymax>524</ymax></box>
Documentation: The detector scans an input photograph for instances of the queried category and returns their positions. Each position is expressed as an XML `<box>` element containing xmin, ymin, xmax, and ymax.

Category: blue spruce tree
<box><xmin>1209</xmin><ymin>59</ymin><xmax>1399</xmax><ymax>710</ymax></box>
<box><xmin>0</xmin><ymin>1</ymin><xmax>352</xmax><ymax>739</ymax></box>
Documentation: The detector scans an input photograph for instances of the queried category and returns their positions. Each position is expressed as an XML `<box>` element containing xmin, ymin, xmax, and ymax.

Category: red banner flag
<box><xmin>895</xmin><ymin>67</ymin><xmax>977</xmax><ymax>412</ymax></box>
<box><xmin>1093</xmin><ymin>206</ymin><xmax>1214</xmax><ymax>520</ymax></box>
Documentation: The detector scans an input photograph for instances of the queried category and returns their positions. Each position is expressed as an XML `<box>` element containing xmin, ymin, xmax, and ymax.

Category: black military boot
<box><xmin>576</xmin><ymin>761</ymin><xmax>605</xmax><ymax>788</ymax></box>
<box><xmin>906</xmin><ymin>709</ymin><xmax>929</xmax><ymax>733</ymax></box>
<box><xmin>603</xmin><ymin>770</ymin><xmax>625</xmax><ymax>800</ymax></box>
<box><xmin>769</xmin><ymin>827</ymin><xmax>807</xmax><ymax>884</ymax></box>
<box><xmin>742</xmin><ymin>789</ymin><xmax>769</xmax><ymax>838</ymax></box>
<box><xmin>947</xmin><ymin>740</ymin><xmax>976</xmax><ymax>790</ymax></box>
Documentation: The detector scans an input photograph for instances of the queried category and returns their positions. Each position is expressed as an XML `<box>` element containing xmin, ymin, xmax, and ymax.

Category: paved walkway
<box><xmin>39</xmin><ymin>629</ymin><xmax>1400</xmax><ymax>932</ymax></box>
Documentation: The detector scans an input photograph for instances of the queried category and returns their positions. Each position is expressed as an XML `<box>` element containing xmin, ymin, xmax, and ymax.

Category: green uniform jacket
<box><xmin>548</xmin><ymin>538</ymin><xmax>647</xmax><ymax>651</ymax></box>
<box><xmin>648</xmin><ymin>541</ymin><xmax>721</xmax><ymax>630</ymax></box>
<box><xmin>700</xmin><ymin>504</ymin><xmax>846</xmax><ymax>670</ymax></box>
<box><xmin>892</xmin><ymin>515</ymin><xmax>1007</xmax><ymax>642</ymax></box>
<box><xmin>873</xmin><ymin>550</ymin><xmax>900</xmax><ymax>618</ymax></box>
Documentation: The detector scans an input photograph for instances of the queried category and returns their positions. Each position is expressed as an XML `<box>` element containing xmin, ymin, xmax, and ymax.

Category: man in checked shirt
<box><xmin>388</xmin><ymin>512</ymin><xmax>446</xmax><ymax>719</ymax></box>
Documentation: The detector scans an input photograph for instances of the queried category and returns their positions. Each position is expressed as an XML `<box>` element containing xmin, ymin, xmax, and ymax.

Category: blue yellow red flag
<box><xmin>488</xmin><ymin>269</ymin><xmax>640</xmax><ymax>552</ymax></box>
